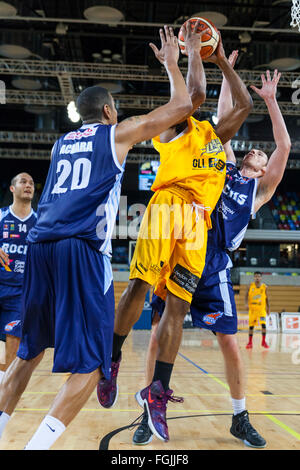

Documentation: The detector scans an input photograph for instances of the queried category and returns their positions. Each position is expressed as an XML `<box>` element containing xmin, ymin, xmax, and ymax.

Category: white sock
<box><xmin>0</xmin><ymin>411</ymin><xmax>11</xmax><ymax>438</ymax></box>
<box><xmin>24</xmin><ymin>415</ymin><xmax>66</xmax><ymax>450</ymax></box>
<box><xmin>0</xmin><ymin>370</ymin><xmax>5</xmax><ymax>383</ymax></box>
<box><xmin>231</xmin><ymin>397</ymin><xmax>246</xmax><ymax>415</ymax></box>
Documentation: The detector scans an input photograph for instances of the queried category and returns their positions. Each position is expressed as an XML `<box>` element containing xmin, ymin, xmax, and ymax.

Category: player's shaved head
<box><xmin>76</xmin><ymin>86</ymin><xmax>113</xmax><ymax>121</ymax></box>
<box><xmin>10</xmin><ymin>172</ymin><xmax>33</xmax><ymax>187</ymax></box>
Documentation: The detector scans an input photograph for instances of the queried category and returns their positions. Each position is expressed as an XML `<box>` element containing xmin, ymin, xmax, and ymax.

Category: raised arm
<box><xmin>252</xmin><ymin>70</ymin><xmax>291</xmax><ymax>213</ymax></box>
<box><xmin>217</xmin><ymin>50</ymin><xmax>239</xmax><ymax>164</ymax></box>
<box><xmin>184</xmin><ymin>19</ymin><xmax>207</xmax><ymax>110</ymax></box>
<box><xmin>0</xmin><ymin>247</ymin><xmax>10</xmax><ymax>268</ymax></box>
<box><xmin>159</xmin><ymin>20</ymin><xmax>208</xmax><ymax>143</ymax></box>
<box><xmin>115</xmin><ymin>26</ymin><xmax>192</xmax><ymax>164</ymax></box>
<box><xmin>205</xmin><ymin>36</ymin><xmax>253</xmax><ymax>145</ymax></box>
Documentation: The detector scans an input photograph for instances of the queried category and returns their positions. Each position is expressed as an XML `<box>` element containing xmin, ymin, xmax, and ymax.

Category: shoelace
<box><xmin>155</xmin><ymin>390</ymin><xmax>184</xmax><ymax>409</ymax></box>
<box><xmin>238</xmin><ymin>414</ymin><xmax>258</xmax><ymax>436</ymax></box>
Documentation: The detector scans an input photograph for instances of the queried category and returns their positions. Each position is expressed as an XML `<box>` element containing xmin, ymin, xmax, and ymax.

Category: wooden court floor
<box><xmin>0</xmin><ymin>328</ymin><xmax>300</xmax><ymax>451</ymax></box>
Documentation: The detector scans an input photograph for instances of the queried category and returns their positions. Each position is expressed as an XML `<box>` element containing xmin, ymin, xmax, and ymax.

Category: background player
<box><xmin>0</xmin><ymin>26</ymin><xmax>193</xmax><ymax>450</ymax></box>
<box><xmin>97</xmin><ymin>27</ymin><xmax>253</xmax><ymax>444</ymax></box>
<box><xmin>0</xmin><ymin>173</ymin><xmax>36</xmax><ymax>380</ymax></box>
<box><xmin>133</xmin><ymin>53</ymin><xmax>290</xmax><ymax>448</ymax></box>
<box><xmin>245</xmin><ymin>271</ymin><xmax>270</xmax><ymax>349</ymax></box>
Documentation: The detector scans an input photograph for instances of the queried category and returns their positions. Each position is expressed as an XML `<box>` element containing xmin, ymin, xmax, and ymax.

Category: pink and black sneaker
<box><xmin>135</xmin><ymin>380</ymin><xmax>183</xmax><ymax>442</ymax></box>
<box><xmin>97</xmin><ymin>354</ymin><xmax>121</xmax><ymax>408</ymax></box>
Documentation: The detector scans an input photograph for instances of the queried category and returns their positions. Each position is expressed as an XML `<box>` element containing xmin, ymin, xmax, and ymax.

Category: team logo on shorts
<box><xmin>202</xmin><ymin>311</ymin><xmax>223</xmax><ymax>325</ymax></box>
<box><xmin>4</xmin><ymin>320</ymin><xmax>21</xmax><ymax>332</ymax></box>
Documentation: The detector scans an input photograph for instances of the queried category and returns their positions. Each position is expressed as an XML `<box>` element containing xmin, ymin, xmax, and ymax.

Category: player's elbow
<box><xmin>190</xmin><ymin>89</ymin><xmax>206</xmax><ymax>108</ymax></box>
<box><xmin>237</xmin><ymin>95</ymin><xmax>253</xmax><ymax>116</ymax></box>
<box><xmin>173</xmin><ymin>98</ymin><xmax>193</xmax><ymax>118</ymax></box>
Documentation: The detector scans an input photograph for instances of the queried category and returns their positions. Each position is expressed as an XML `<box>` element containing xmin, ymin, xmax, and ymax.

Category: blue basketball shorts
<box><xmin>0</xmin><ymin>284</ymin><xmax>23</xmax><ymax>338</ymax></box>
<box><xmin>151</xmin><ymin>268</ymin><xmax>237</xmax><ymax>334</ymax></box>
<box><xmin>17</xmin><ymin>238</ymin><xmax>115</xmax><ymax>378</ymax></box>
<box><xmin>190</xmin><ymin>268</ymin><xmax>237</xmax><ymax>334</ymax></box>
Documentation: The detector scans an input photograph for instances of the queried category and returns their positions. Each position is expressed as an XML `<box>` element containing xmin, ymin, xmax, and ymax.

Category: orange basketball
<box><xmin>178</xmin><ymin>17</ymin><xmax>219</xmax><ymax>59</ymax></box>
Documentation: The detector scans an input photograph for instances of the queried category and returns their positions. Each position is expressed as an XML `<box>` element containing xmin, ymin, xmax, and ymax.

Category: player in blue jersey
<box><xmin>0</xmin><ymin>26</ymin><xmax>195</xmax><ymax>450</ymax></box>
<box><xmin>132</xmin><ymin>52</ymin><xmax>291</xmax><ymax>448</ymax></box>
<box><xmin>0</xmin><ymin>173</ymin><xmax>36</xmax><ymax>381</ymax></box>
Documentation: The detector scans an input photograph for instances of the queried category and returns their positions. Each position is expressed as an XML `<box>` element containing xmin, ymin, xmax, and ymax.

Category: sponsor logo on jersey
<box><xmin>202</xmin><ymin>311</ymin><xmax>223</xmax><ymax>325</ymax></box>
<box><xmin>14</xmin><ymin>260</ymin><xmax>25</xmax><ymax>273</ymax></box>
<box><xmin>200</xmin><ymin>138</ymin><xmax>224</xmax><ymax>156</ymax></box>
<box><xmin>170</xmin><ymin>264</ymin><xmax>199</xmax><ymax>294</ymax></box>
<box><xmin>218</xmin><ymin>200</ymin><xmax>235</xmax><ymax>220</ymax></box>
<box><xmin>192</xmin><ymin>157</ymin><xmax>225</xmax><ymax>171</ymax></box>
<box><xmin>1</xmin><ymin>243</ymin><xmax>28</xmax><ymax>255</ymax></box>
<box><xmin>64</xmin><ymin>127</ymin><xmax>97</xmax><ymax>140</ymax></box>
<box><xmin>4</xmin><ymin>320</ymin><xmax>20</xmax><ymax>332</ymax></box>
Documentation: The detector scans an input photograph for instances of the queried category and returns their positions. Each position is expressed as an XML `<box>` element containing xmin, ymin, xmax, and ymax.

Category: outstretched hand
<box><xmin>203</xmin><ymin>32</ymin><xmax>226</xmax><ymax>64</ymax></box>
<box><xmin>180</xmin><ymin>19</ymin><xmax>210</xmax><ymax>56</ymax></box>
<box><xmin>149</xmin><ymin>25</ymin><xmax>179</xmax><ymax>66</ymax></box>
<box><xmin>0</xmin><ymin>248</ymin><xmax>9</xmax><ymax>268</ymax></box>
<box><xmin>228</xmin><ymin>50</ymin><xmax>239</xmax><ymax>68</ymax></box>
<box><xmin>250</xmin><ymin>69</ymin><xmax>281</xmax><ymax>101</ymax></box>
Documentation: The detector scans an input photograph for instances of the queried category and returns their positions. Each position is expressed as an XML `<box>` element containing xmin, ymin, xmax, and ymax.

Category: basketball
<box><xmin>178</xmin><ymin>17</ymin><xmax>219</xmax><ymax>59</ymax></box>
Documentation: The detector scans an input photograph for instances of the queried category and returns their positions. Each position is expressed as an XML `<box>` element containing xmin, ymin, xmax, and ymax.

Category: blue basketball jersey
<box><xmin>0</xmin><ymin>206</ymin><xmax>37</xmax><ymax>286</ymax></box>
<box><xmin>28</xmin><ymin>123</ymin><xmax>126</xmax><ymax>256</ymax></box>
<box><xmin>203</xmin><ymin>161</ymin><xmax>257</xmax><ymax>278</ymax></box>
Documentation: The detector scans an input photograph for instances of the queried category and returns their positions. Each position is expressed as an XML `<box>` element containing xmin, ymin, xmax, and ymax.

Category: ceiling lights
<box><xmin>83</xmin><ymin>6</ymin><xmax>124</xmax><ymax>22</ymax></box>
<box><xmin>191</xmin><ymin>11</ymin><xmax>228</xmax><ymax>27</ymax></box>
<box><xmin>12</xmin><ymin>77</ymin><xmax>42</xmax><ymax>90</ymax></box>
<box><xmin>0</xmin><ymin>44</ymin><xmax>32</xmax><ymax>59</ymax></box>
<box><xmin>0</xmin><ymin>1</ymin><xmax>17</xmax><ymax>17</ymax></box>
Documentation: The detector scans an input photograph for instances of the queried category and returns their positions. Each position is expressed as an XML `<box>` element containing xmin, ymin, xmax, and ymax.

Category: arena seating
<box><xmin>270</xmin><ymin>192</ymin><xmax>300</xmax><ymax>230</ymax></box>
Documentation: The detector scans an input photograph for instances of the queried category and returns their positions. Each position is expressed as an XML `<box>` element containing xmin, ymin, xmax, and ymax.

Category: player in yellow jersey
<box><xmin>97</xmin><ymin>21</ymin><xmax>253</xmax><ymax>442</ymax></box>
<box><xmin>245</xmin><ymin>272</ymin><xmax>270</xmax><ymax>349</ymax></box>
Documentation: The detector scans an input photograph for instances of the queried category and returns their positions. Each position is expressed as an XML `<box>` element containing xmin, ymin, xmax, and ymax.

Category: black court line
<box><xmin>99</xmin><ymin>412</ymin><xmax>300</xmax><ymax>450</ymax></box>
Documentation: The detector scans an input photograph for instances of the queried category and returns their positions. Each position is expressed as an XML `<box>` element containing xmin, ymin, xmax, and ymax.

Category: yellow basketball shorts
<box><xmin>248</xmin><ymin>308</ymin><xmax>267</xmax><ymax>327</ymax></box>
<box><xmin>129</xmin><ymin>188</ymin><xmax>208</xmax><ymax>303</ymax></box>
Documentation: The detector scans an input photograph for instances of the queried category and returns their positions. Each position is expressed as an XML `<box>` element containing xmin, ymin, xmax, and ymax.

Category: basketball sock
<box><xmin>0</xmin><ymin>411</ymin><xmax>11</xmax><ymax>438</ymax></box>
<box><xmin>231</xmin><ymin>397</ymin><xmax>246</xmax><ymax>415</ymax></box>
<box><xmin>24</xmin><ymin>415</ymin><xmax>66</xmax><ymax>450</ymax></box>
<box><xmin>262</xmin><ymin>332</ymin><xmax>267</xmax><ymax>343</ymax></box>
<box><xmin>0</xmin><ymin>370</ymin><xmax>5</xmax><ymax>383</ymax></box>
<box><xmin>112</xmin><ymin>333</ymin><xmax>127</xmax><ymax>362</ymax></box>
<box><xmin>152</xmin><ymin>360</ymin><xmax>174</xmax><ymax>392</ymax></box>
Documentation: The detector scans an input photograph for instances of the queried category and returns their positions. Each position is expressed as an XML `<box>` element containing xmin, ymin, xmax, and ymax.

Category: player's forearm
<box><xmin>217</xmin><ymin>73</ymin><xmax>233</xmax><ymax>119</ymax></box>
<box><xmin>264</xmin><ymin>98</ymin><xmax>291</xmax><ymax>150</ymax></box>
<box><xmin>165</xmin><ymin>62</ymin><xmax>193</xmax><ymax>112</ymax></box>
<box><xmin>186</xmin><ymin>49</ymin><xmax>206</xmax><ymax>107</ymax></box>
<box><xmin>217</xmin><ymin>58</ymin><xmax>252</xmax><ymax>111</ymax></box>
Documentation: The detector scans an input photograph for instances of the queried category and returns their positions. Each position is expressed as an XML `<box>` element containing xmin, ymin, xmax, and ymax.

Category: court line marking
<box><xmin>21</xmin><ymin>391</ymin><xmax>300</xmax><ymax>397</ymax></box>
<box><xmin>178</xmin><ymin>352</ymin><xmax>300</xmax><ymax>441</ymax></box>
<box><xmin>14</xmin><ymin>407</ymin><xmax>300</xmax><ymax>414</ymax></box>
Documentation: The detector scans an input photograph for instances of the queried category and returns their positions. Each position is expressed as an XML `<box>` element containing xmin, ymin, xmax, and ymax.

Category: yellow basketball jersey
<box><xmin>248</xmin><ymin>282</ymin><xmax>267</xmax><ymax>310</ymax></box>
<box><xmin>151</xmin><ymin>117</ymin><xmax>226</xmax><ymax>223</ymax></box>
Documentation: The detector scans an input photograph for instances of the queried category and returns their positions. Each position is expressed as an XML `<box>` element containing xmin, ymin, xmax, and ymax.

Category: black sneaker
<box><xmin>230</xmin><ymin>410</ymin><xmax>266</xmax><ymax>448</ymax></box>
<box><xmin>132</xmin><ymin>410</ymin><xmax>153</xmax><ymax>445</ymax></box>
